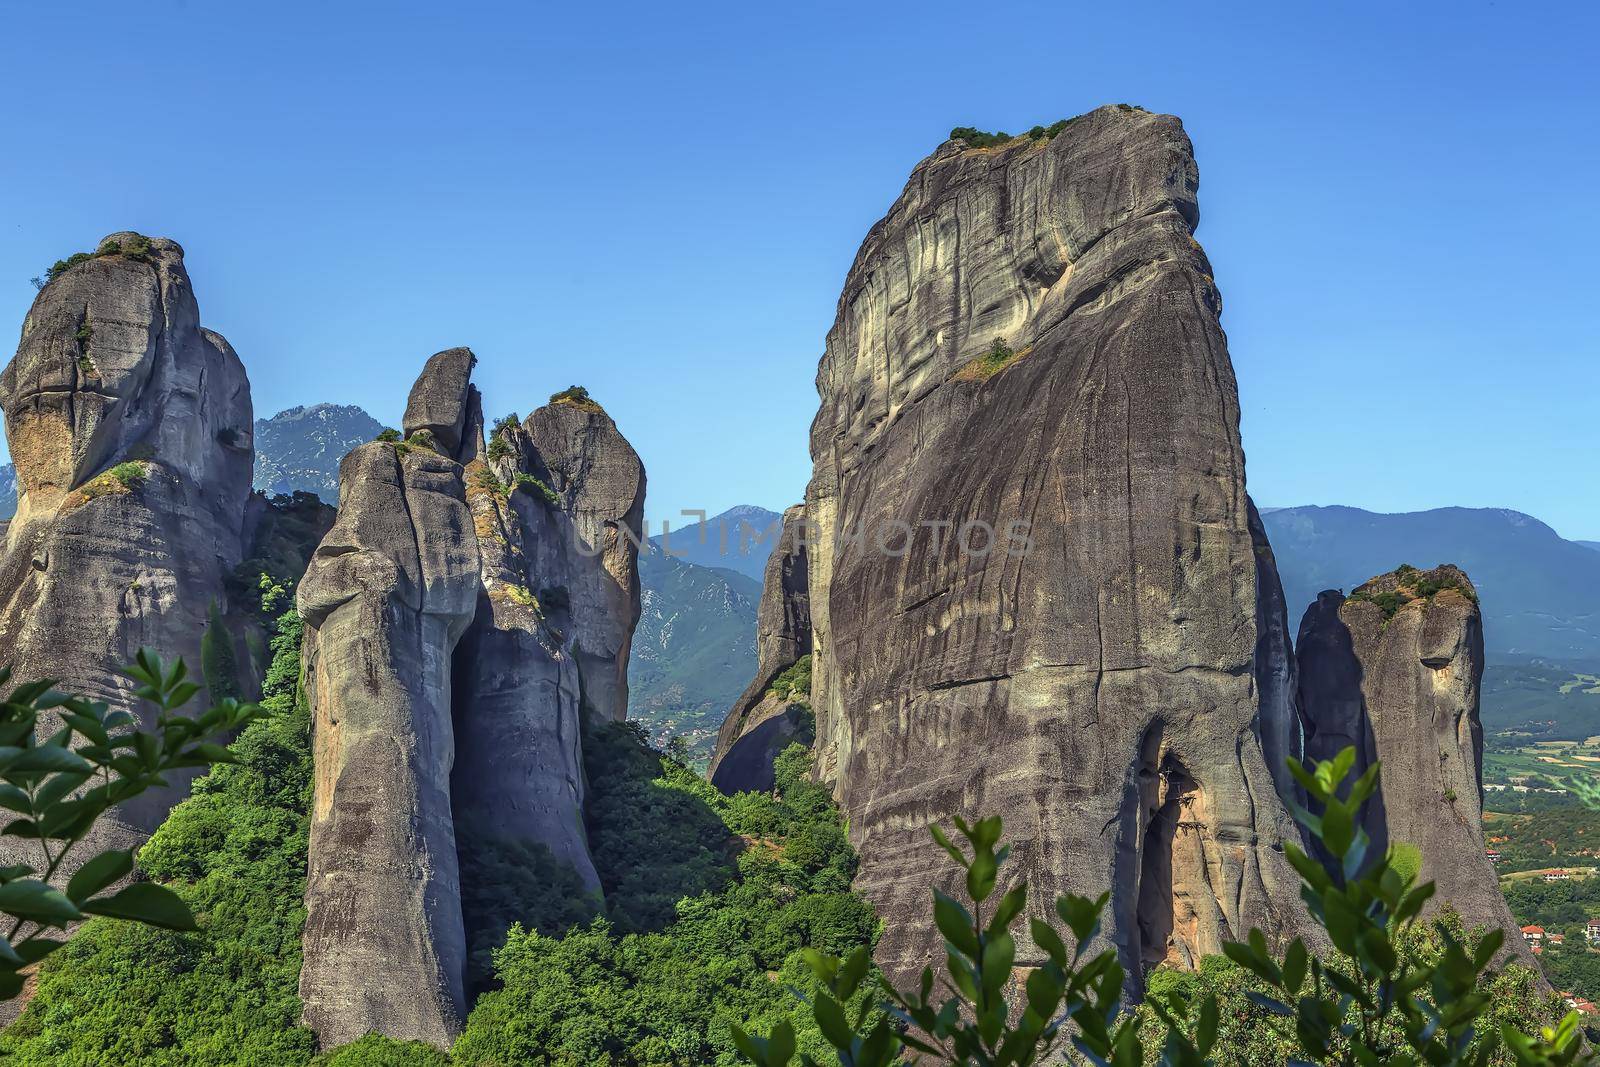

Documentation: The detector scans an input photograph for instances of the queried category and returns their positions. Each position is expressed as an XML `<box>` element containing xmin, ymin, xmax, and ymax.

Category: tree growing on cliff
<box><xmin>731</xmin><ymin>748</ymin><xmax>1586</xmax><ymax>1067</ymax></box>
<box><xmin>0</xmin><ymin>652</ymin><xmax>263</xmax><ymax>1001</ymax></box>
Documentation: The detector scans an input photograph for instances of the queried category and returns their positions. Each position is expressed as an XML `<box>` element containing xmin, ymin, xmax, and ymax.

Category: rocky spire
<box><xmin>0</xmin><ymin>233</ymin><xmax>253</xmax><ymax>851</ymax></box>
<box><xmin>709</xmin><ymin>503</ymin><xmax>813</xmax><ymax>793</ymax></box>
<box><xmin>299</xmin><ymin>360</ymin><xmax>645</xmax><ymax>1049</ymax></box>
<box><xmin>1296</xmin><ymin>565</ymin><xmax>1528</xmax><ymax>957</ymax></box>
<box><xmin>800</xmin><ymin>108</ymin><xmax>1314</xmax><ymax>990</ymax></box>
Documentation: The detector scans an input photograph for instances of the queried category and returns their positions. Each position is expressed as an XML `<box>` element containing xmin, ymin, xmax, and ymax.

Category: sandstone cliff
<box><xmin>0</xmin><ymin>233</ymin><xmax>253</xmax><ymax>852</ymax></box>
<box><xmin>1297</xmin><ymin>565</ymin><xmax>1527</xmax><ymax>954</ymax></box>
<box><xmin>298</xmin><ymin>360</ymin><xmax>643</xmax><ymax>1049</ymax></box>
<box><xmin>800</xmin><ymin>108</ymin><xmax>1311</xmax><ymax>989</ymax></box>
<box><xmin>710</xmin><ymin>503</ymin><xmax>813</xmax><ymax>792</ymax></box>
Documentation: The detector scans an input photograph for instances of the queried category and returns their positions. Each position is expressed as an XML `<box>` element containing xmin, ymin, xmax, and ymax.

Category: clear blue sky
<box><xmin>2</xmin><ymin>1</ymin><xmax>1596</xmax><ymax>538</ymax></box>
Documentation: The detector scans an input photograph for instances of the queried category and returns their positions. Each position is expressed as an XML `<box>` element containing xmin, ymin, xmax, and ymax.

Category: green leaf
<box><xmin>81</xmin><ymin>881</ymin><xmax>195</xmax><ymax>930</ymax></box>
<box><xmin>66</xmin><ymin>849</ymin><xmax>133</xmax><ymax>904</ymax></box>
<box><xmin>811</xmin><ymin>991</ymin><xmax>854</xmax><ymax>1050</ymax></box>
<box><xmin>933</xmin><ymin>889</ymin><xmax>979</xmax><ymax>957</ymax></box>
<box><xmin>7</xmin><ymin>746</ymin><xmax>92</xmax><ymax>775</ymax></box>
<box><xmin>0</xmin><ymin>878</ymin><xmax>83</xmax><ymax>925</ymax></box>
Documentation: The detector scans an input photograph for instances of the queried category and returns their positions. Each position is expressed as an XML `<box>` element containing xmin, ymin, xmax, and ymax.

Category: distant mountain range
<box><xmin>646</xmin><ymin>504</ymin><xmax>783</xmax><ymax>582</ymax></box>
<box><xmin>252</xmin><ymin>403</ymin><xmax>384</xmax><ymax>501</ymax></box>
<box><xmin>1261</xmin><ymin>505</ymin><xmax>1600</xmax><ymax>665</ymax></box>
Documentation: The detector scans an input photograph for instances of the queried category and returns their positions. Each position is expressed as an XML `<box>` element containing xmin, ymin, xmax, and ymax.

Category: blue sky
<box><xmin>2</xmin><ymin>1</ymin><xmax>1596</xmax><ymax>538</ymax></box>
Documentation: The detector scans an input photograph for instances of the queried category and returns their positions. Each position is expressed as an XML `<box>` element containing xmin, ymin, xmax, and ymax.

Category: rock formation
<box><xmin>523</xmin><ymin>396</ymin><xmax>645</xmax><ymax>722</ymax></box>
<box><xmin>1297</xmin><ymin>565</ymin><xmax>1527</xmax><ymax>953</ymax></box>
<box><xmin>0</xmin><ymin>233</ymin><xmax>253</xmax><ymax>852</ymax></box>
<box><xmin>709</xmin><ymin>503</ymin><xmax>813</xmax><ymax>792</ymax></box>
<box><xmin>298</xmin><ymin>363</ymin><xmax>644</xmax><ymax>1049</ymax></box>
<box><xmin>796</xmin><ymin>107</ymin><xmax>1313</xmax><ymax>989</ymax></box>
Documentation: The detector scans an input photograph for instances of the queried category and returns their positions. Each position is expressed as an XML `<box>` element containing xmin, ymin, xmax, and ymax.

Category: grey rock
<box><xmin>524</xmin><ymin>399</ymin><xmax>645</xmax><ymax>722</ymax></box>
<box><xmin>801</xmin><ymin>108</ymin><xmax>1313</xmax><ymax>989</ymax></box>
<box><xmin>0</xmin><ymin>234</ymin><xmax>252</xmax><ymax>857</ymax></box>
<box><xmin>1297</xmin><ymin>566</ymin><xmax>1529</xmax><ymax>957</ymax></box>
<box><xmin>452</xmin><ymin>447</ymin><xmax>599</xmax><ymax>893</ymax></box>
<box><xmin>710</xmin><ymin>503</ymin><xmax>812</xmax><ymax>791</ymax></box>
<box><xmin>402</xmin><ymin>347</ymin><xmax>477</xmax><ymax>457</ymax></box>
<box><xmin>297</xmin><ymin>441</ymin><xmax>479</xmax><ymax>1048</ymax></box>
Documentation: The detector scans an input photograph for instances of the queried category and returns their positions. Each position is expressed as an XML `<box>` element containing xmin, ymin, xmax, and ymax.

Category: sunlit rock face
<box><xmin>0</xmin><ymin>234</ymin><xmax>253</xmax><ymax>852</ymax></box>
<box><xmin>298</xmin><ymin>354</ymin><xmax>644</xmax><ymax>1049</ymax></box>
<box><xmin>1297</xmin><ymin>566</ymin><xmax>1530</xmax><ymax>960</ymax></box>
<box><xmin>801</xmin><ymin>108</ymin><xmax>1312</xmax><ymax>990</ymax></box>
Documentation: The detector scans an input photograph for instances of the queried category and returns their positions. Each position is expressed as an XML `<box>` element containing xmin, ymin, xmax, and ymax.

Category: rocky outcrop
<box><xmin>523</xmin><ymin>398</ymin><xmax>645</xmax><ymax>722</ymax></box>
<box><xmin>299</xmin><ymin>363</ymin><xmax>644</xmax><ymax>1049</ymax></box>
<box><xmin>801</xmin><ymin>108</ymin><xmax>1313</xmax><ymax>989</ymax></box>
<box><xmin>0</xmin><ymin>233</ymin><xmax>253</xmax><ymax>853</ymax></box>
<box><xmin>710</xmin><ymin>503</ymin><xmax>812</xmax><ymax>792</ymax></box>
<box><xmin>298</xmin><ymin>440</ymin><xmax>480</xmax><ymax>1048</ymax></box>
<box><xmin>1297</xmin><ymin>565</ymin><xmax>1526</xmax><ymax>953</ymax></box>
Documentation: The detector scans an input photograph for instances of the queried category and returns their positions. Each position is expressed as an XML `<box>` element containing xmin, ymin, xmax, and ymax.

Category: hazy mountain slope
<box><xmin>627</xmin><ymin>545</ymin><xmax>761</xmax><ymax>759</ymax></box>
<box><xmin>1264</xmin><ymin>506</ymin><xmax>1600</xmax><ymax>664</ymax></box>
<box><xmin>252</xmin><ymin>403</ymin><xmax>383</xmax><ymax>502</ymax></box>
<box><xmin>646</xmin><ymin>504</ymin><xmax>781</xmax><ymax>582</ymax></box>
<box><xmin>0</xmin><ymin>464</ymin><xmax>13</xmax><ymax>519</ymax></box>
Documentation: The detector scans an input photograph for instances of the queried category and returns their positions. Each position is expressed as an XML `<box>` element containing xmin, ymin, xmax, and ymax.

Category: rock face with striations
<box><xmin>0</xmin><ymin>233</ymin><xmax>253</xmax><ymax>851</ymax></box>
<box><xmin>709</xmin><ymin>503</ymin><xmax>813</xmax><ymax>793</ymax></box>
<box><xmin>523</xmin><ymin>396</ymin><xmax>645</xmax><ymax>722</ymax></box>
<box><xmin>800</xmin><ymin>107</ymin><xmax>1313</xmax><ymax>989</ymax></box>
<box><xmin>1297</xmin><ymin>565</ymin><xmax>1527</xmax><ymax>954</ymax></box>
<box><xmin>299</xmin><ymin>360</ymin><xmax>644</xmax><ymax>1049</ymax></box>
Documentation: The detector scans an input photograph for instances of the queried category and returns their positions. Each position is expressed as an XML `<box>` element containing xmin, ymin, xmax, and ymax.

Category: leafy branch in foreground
<box><xmin>732</xmin><ymin>746</ymin><xmax>1587</xmax><ymax>1066</ymax></box>
<box><xmin>0</xmin><ymin>651</ymin><xmax>262</xmax><ymax>998</ymax></box>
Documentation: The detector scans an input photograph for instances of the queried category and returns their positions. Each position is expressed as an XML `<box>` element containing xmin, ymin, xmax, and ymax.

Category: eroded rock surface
<box><xmin>1297</xmin><ymin>565</ymin><xmax>1527</xmax><ymax>955</ymax></box>
<box><xmin>801</xmin><ymin>108</ymin><xmax>1312</xmax><ymax>989</ymax></box>
<box><xmin>524</xmin><ymin>399</ymin><xmax>645</xmax><ymax>722</ymax></box>
<box><xmin>710</xmin><ymin>503</ymin><xmax>812</xmax><ymax>792</ymax></box>
<box><xmin>297</xmin><ymin>440</ymin><xmax>479</xmax><ymax>1048</ymax></box>
<box><xmin>0</xmin><ymin>234</ymin><xmax>253</xmax><ymax>852</ymax></box>
<box><xmin>300</xmin><ymin>364</ymin><xmax>644</xmax><ymax>1049</ymax></box>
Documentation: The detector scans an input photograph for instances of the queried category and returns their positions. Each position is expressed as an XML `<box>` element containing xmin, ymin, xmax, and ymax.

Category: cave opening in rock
<box><xmin>1135</xmin><ymin>745</ymin><xmax>1208</xmax><ymax>974</ymax></box>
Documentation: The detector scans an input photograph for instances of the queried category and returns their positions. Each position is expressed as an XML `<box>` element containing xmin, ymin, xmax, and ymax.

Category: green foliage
<box><xmin>36</xmin><ymin>234</ymin><xmax>156</xmax><ymax>289</ymax></box>
<box><xmin>406</xmin><ymin>428</ymin><xmax>441</xmax><ymax>453</ymax></box>
<box><xmin>1347</xmin><ymin>564</ymin><xmax>1479</xmax><ymax>620</ymax></box>
<box><xmin>375</xmin><ymin>428</ymin><xmax>402</xmax><ymax>443</ymax></box>
<box><xmin>733</xmin><ymin>746</ymin><xmax>1584</xmax><ymax>1067</ymax></box>
<box><xmin>767</xmin><ymin>655</ymin><xmax>813</xmax><ymax>706</ymax></box>
<box><xmin>0</xmin><ymin>602</ymin><xmax>317</xmax><ymax>1064</ymax></box>
<box><xmin>471</xmin><ymin>465</ymin><xmax>509</xmax><ymax>497</ymax></box>
<box><xmin>200</xmin><ymin>600</ymin><xmax>240</xmax><ymax>706</ymax></box>
<box><xmin>512</xmin><ymin>472</ymin><xmax>560</xmax><ymax>507</ymax></box>
<box><xmin>313</xmin><ymin>1034</ymin><xmax>450</xmax><ymax>1066</ymax></box>
<box><xmin>0</xmin><ymin>652</ymin><xmax>263</xmax><ymax>1004</ymax></box>
<box><xmin>454</xmin><ymin>734</ymin><xmax>878</xmax><ymax>1065</ymax></box>
<box><xmin>109</xmin><ymin>461</ymin><xmax>149</xmax><ymax>489</ymax></box>
<box><xmin>485</xmin><ymin>435</ymin><xmax>513</xmax><ymax>462</ymax></box>
<box><xmin>949</xmin><ymin>126</ymin><xmax>1014</xmax><ymax>148</ymax></box>
<box><xmin>490</xmin><ymin>413</ymin><xmax>520</xmax><ymax>437</ymax></box>
<box><xmin>549</xmin><ymin>384</ymin><xmax>597</xmax><ymax>408</ymax></box>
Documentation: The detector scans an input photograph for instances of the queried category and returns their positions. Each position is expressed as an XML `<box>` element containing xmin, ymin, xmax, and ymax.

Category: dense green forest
<box><xmin>0</xmin><ymin>573</ymin><xmax>879</xmax><ymax>1066</ymax></box>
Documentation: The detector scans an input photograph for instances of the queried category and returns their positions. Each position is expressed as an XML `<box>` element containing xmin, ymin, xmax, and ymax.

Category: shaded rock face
<box><xmin>524</xmin><ymin>400</ymin><xmax>645</xmax><ymax>722</ymax></box>
<box><xmin>299</xmin><ymin>360</ymin><xmax>644</xmax><ymax>1049</ymax></box>
<box><xmin>1296</xmin><ymin>566</ymin><xmax>1526</xmax><ymax>954</ymax></box>
<box><xmin>710</xmin><ymin>503</ymin><xmax>812</xmax><ymax>792</ymax></box>
<box><xmin>801</xmin><ymin>109</ymin><xmax>1310</xmax><ymax>989</ymax></box>
<box><xmin>0</xmin><ymin>234</ymin><xmax>253</xmax><ymax>851</ymax></box>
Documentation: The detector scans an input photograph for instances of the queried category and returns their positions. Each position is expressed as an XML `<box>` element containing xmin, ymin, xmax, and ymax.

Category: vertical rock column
<box><xmin>1297</xmin><ymin>565</ymin><xmax>1528</xmax><ymax>955</ymax></box>
<box><xmin>800</xmin><ymin>107</ymin><xmax>1314</xmax><ymax>988</ymax></box>
<box><xmin>297</xmin><ymin>355</ymin><xmax>481</xmax><ymax>1048</ymax></box>
<box><xmin>523</xmin><ymin>397</ymin><xmax>645</xmax><ymax>722</ymax></box>
<box><xmin>709</xmin><ymin>503</ymin><xmax>813</xmax><ymax>792</ymax></box>
<box><xmin>0</xmin><ymin>233</ymin><xmax>253</xmax><ymax>856</ymax></box>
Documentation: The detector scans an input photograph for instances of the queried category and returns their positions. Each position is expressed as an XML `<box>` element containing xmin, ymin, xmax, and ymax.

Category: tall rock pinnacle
<box><xmin>0</xmin><ymin>233</ymin><xmax>253</xmax><ymax>851</ymax></box>
<box><xmin>298</xmin><ymin>358</ymin><xmax>645</xmax><ymax>1049</ymax></box>
<box><xmin>799</xmin><ymin>107</ymin><xmax>1311</xmax><ymax>988</ymax></box>
<box><xmin>1296</xmin><ymin>565</ymin><xmax>1528</xmax><ymax>956</ymax></box>
<box><xmin>709</xmin><ymin>503</ymin><xmax>813</xmax><ymax>793</ymax></box>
